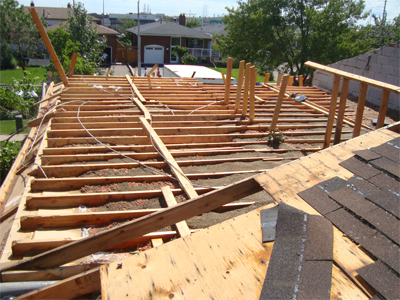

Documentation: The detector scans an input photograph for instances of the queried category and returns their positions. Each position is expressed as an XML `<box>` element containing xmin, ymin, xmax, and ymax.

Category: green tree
<box><xmin>116</xmin><ymin>17</ymin><xmax>136</xmax><ymax>46</ymax></box>
<box><xmin>47</xmin><ymin>27</ymin><xmax>96</xmax><ymax>77</ymax></box>
<box><xmin>186</xmin><ymin>18</ymin><xmax>201</xmax><ymax>28</ymax></box>
<box><xmin>216</xmin><ymin>0</ymin><xmax>368</xmax><ymax>78</ymax></box>
<box><xmin>172</xmin><ymin>46</ymin><xmax>189</xmax><ymax>63</ymax></box>
<box><xmin>360</xmin><ymin>14</ymin><xmax>400</xmax><ymax>49</ymax></box>
<box><xmin>67</xmin><ymin>2</ymin><xmax>106</xmax><ymax>67</ymax></box>
<box><xmin>0</xmin><ymin>0</ymin><xmax>44</xmax><ymax>69</ymax></box>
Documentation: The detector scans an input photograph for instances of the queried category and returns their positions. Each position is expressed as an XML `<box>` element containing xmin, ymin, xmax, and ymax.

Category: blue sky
<box><xmin>19</xmin><ymin>0</ymin><xmax>399</xmax><ymax>22</ymax></box>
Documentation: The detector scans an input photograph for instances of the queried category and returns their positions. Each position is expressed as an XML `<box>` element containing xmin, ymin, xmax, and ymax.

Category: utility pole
<box><xmin>137</xmin><ymin>0</ymin><xmax>141</xmax><ymax>76</ymax></box>
<box><xmin>102</xmin><ymin>0</ymin><xmax>104</xmax><ymax>26</ymax></box>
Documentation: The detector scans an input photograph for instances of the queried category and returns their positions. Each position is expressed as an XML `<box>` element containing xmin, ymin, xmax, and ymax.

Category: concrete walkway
<box><xmin>0</xmin><ymin>133</ymin><xmax>28</xmax><ymax>142</ymax></box>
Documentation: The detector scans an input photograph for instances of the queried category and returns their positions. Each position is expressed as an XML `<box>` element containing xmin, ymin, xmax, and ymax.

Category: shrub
<box><xmin>0</xmin><ymin>141</ymin><xmax>20</xmax><ymax>183</ymax></box>
<box><xmin>182</xmin><ymin>54</ymin><xmax>197</xmax><ymax>65</ymax></box>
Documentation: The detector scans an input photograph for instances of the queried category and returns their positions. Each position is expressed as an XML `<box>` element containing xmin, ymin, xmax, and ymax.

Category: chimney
<box><xmin>30</xmin><ymin>1</ymin><xmax>34</xmax><ymax>6</ymax></box>
<box><xmin>179</xmin><ymin>13</ymin><xmax>185</xmax><ymax>26</ymax></box>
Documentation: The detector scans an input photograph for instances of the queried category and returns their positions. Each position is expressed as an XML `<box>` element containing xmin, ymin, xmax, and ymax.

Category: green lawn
<box><xmin>209</xmin><ymin>67</ymin><xmax>275</xmax><ymax>83</ymax></box>
<box><xmin>0</xmin><ymin>120</ymin><xmax>30</xmax><ymax>134</ymax></box>
<box><xmin>0</xmin><ymin>67</ymin><xmax>47</xmax><ymax>85</ymax></box>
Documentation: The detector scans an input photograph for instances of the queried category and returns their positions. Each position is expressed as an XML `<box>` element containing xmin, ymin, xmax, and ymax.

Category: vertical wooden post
<box><xmin>264</xmin><ymin>73</ymin><xmax>270</xmax><ymax>84</ymax></box>
<box><xmin>334</xmin><ymin>78</ymin><xmax>349</xmax><ymax>145</ymax></box>
<box><xmin>376</xmin><ymin>89</ymin><xmax>391</xmax><ymax>129</ymax></box>
<box><xmin>235</xmin><ymin>60</ymin><xmax>245</xmax><ymax>113</ymax></box>
<box><xmin>224</xmin><ymin>57</ymin><xmax>233</xmax><ymax>105</ymax></box>
<box><xmin>221</xmin><ymin>72</ymin><xmax>226</xmax><ymax>85</ymax></box>
<box><xmin>323</xmin><ymin>75</ymin><xmax>341</xmax><ymax>148</ymax></box>
<box><xmin>241</xmin><ymin>63</ymin><xmax>251</xmax><ymax>117</ymax></box>
<box><xmin>288</xmin><ymin>76</ymin><xmax>294</xmax><ymax>86</ymax></box>
<box><xmin>28</xmin><ymin>7</ymin><xmax>68</xmax><ymax>85</ymax></box>
<box><xmin>249</xmin><ymin>66</ymin><xmax>256</xmax><ymax>122</ymax></box>
<box><xmin>276</xmin><ymin>73</ymin><xmax>282</xmax><ymax>86</ymax></box>
<box><xmin>67</xmin><ymin>53</ymin><xmax>78</xmax><ymax>77</ymax></box>
<box><xmin>269</xmin><ymin>75</ymin><xmax>290</xmax><ymax>131</ymax></box>
<box><xmin>299</xmin><ymin>75</ymin><xmax>303</xmax><ymax>87</ymax></box>
<box><xmin>353</xmin><ymin>82</ymin><xmax>368</xmax><ymax>138</ymax></box>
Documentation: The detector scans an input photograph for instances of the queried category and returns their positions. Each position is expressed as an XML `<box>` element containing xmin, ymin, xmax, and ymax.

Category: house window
<box><xmin>187</xmin><ymin>38</ymin><xmax>203</xmax><ymax>48</ymax></box>
<box><xmin>171</xmin><ymin>37</ymin><xmax>181</xmax><ymax>46</ymax></box>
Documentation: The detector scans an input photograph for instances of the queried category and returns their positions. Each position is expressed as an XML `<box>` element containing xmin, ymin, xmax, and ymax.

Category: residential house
<box><xmin>46</xmin><ymin>22</ymin><xmax>119</xmax><ymax>64</ymax></box>
<box><xmin>126</xmin><ymin>14</ymin><xmax>214</xmax><ymax>65</ymax></box>
<box><xmin>194</xmin><ymin>24</ymin><xmax>227</xmax><ymax>62</ymax></box>
<box><xmin>23</xmin><ymin>3</ymin><xmax>100</xmax><ymax>26</ymax></box>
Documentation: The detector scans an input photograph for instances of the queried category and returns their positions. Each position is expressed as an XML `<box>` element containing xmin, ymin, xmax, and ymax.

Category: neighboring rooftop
<box><xmin>194</xmin><ymin>24</ymin><xmax>228</xmax><ymax>36</ymax></box>
<box><xmin>126</xmin><ymin>21</ymin><xmax>211</xmax><ymax>39</ymax></box>
<box><xmin>46</xmin><ymin>21</ymin><xmax>119</xmax><ymax>35</ymax></box>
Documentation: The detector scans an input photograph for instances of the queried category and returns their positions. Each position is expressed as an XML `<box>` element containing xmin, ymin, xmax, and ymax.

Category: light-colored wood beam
<box><xmin>323</xmin><ymin>74</ymin><xmax>341</xmax><ymax>148</ymax></box>
<box><xmin>241</xmin><ymin>63</ymin><xmax>251</xmax><ymax>117</ymax></box>
<box><xmin>67</xmin><ymin>52</ymin><xmax>78</xmax><ymax>77</ymax></box>
<box><xmin>224</xmin><ymin>57</ymin><xmax>233</xmax><ymax>105</ymax></box>
<box><xmin>269</xmin><ymin>75</ymin><xmax>290</xmax><ymax>131</ymax></box>
<box><xmin>28</xmin><ymin>7</ymin><xmax>68</xmax><ymax>85</ymax></box>
<box><xmin>334</xmin><ymin>77</ymin><xmax>349</xmax><ymax>145</ymax></box>
<box><xmin>235</xmin><ymin>60</ymin><xmax>245</xmax><ymax>113</ymax></box>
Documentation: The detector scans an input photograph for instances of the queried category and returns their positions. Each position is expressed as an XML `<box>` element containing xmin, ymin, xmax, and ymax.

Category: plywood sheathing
<box><xmin>0</xmin><ymin>74</ymin><xmax>367</xmax><ymax>294</ymax></box>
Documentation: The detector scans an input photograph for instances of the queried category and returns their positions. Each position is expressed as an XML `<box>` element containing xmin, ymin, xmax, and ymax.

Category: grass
<box><xmin>0</xmin><ymin>67</ymin><xmax>47</xmax><ymax>85</ymax></box>
<box><xmin>0</xmin><ymin>120</ymin><xmax>30</xmax><ymax>134</ymax></box>
<box><xmin>209</xmin><ymin>67</ymin><xmax>275</xmax><ymax>83</ymax></box>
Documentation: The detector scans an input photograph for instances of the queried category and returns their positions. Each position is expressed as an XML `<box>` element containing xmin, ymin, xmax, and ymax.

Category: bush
<box><xmin>0</xmin><ymin>44</ymin><xmax>17</xmax><ymax>69</ymax></box>
<box><xmin>0</xmin><ymin>141</ymin><xmax>20</xmax><ymax>183</ymax></box>
<box><xmin>182</xmin><ymin>54</ymin><xmax>197</xmax><ymax>65</ymax></box>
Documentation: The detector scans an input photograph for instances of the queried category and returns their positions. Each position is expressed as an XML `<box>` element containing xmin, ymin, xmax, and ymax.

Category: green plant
<box><xmin>0</xmin><ymin>70</ymin><xmax>41</xmax><ymax>118</ymax></box>
<box><xmin>0</xmin><ymin>141</ymin><xmax>20</xmax><ymax>183</ymax></box>
<box><xmin>172</xmin><ymin>46</ymin><xmax>188</xmax><ymax>63</ymax></box>
<box><xmin>181</xmin><ymin>54</ymin><xmax>197</xmax><ymax>65</ymax></box>
<box><xmin>268</xmin><ymin>130</ymin><xmax>285</xmax><ymax>145</ymax></box>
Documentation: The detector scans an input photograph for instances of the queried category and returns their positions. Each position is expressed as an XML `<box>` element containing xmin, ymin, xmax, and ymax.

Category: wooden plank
<box><xmin>16</xmin><ymin>267</ymin><xmax>100</xmax><ymax>300</ymax></box>
<box><xmin>125</xmin><ymin>75</ymin><xmax>151</xmax><ymax>121</ymax></box>
<box><xmin>11</xmin><ymin>231</ymin><xmax>186</xmax><ymax>257</ymax></box>
<box><xmin>249</xmin><ymin>66</ymin><xmax>256</xmax><ymax>121</ymax></box>
<box><xmin>28</xmin><ymin>8</ymin><xmax>68</xmax><ymax>85</ymax></box>
<box><xmin>140</xmin><ymin>117</ymin><xmax>198</xmax><ymax>199</ymax></box>
<box><xmin>323</xmin><ymin>74</ymin><xmax>341</xmax><ymax>148</ymax></box>
<box><xmin>0</xmin><ymin>176</ymin><xmax>263</xmax><ymax>271</ymax></box>
<box><xmin>352</xmin><ymin>82</ymin><xmax>368</xmax><ymax>138</ymax></box>
<box><xmin>276</xmin><ymin>73</ymin><xmax>282</xmax><ymax>86</ymax></box>
<box><xmin>235</xmin><ymin>60</ymin><xmax>245</xmax><ymax>113</ymax></box>
<box><xmin>161</xmin><ymin>186</ymin><xmax>191</xmax><ymax>238</ymax></box>
<box><xmin>376</xmin><ymin>89</ymin><xmax>391</xmax><ymax>129</ymax></box>
<box><xmin>1</xmin><ymin>265</ymin><xmax>97</xmax><ymax>282</ymax></box>
<box><xmin>305</xmin><ymin>61</ymin><xmax>400</xmax><ymax>94</ymax></box>
<box><xmin>264</xmin><ymin>73</ymin><xmax>270</xmax><ymax>84</ymax></box>
<box><xmin>334</xmin><ymin>77</ymin><xmax>350</xmax><ymax>145</ymax></box>
<box><xmin>269</xmin><ymin>75</ymin><xmax>290</xmax><ymax>131</ymax></box>
<box><xmin>241</xmin><ymin>63</ymin><xmax>251</xmax><ymax>117</ymax></box>
<box><xmin>224</xmin><ymin>57</ymin><xmax>233</xmax><ymax>105</ymax></box>
<box><xmin>100</xmin><ymin>204</ymin><xmax>366</xmax><ymax>300</ymax></box>
<box><xmin>299</xmin><ymin>75</ymin><xmax>303</xmax><ymax>86</ymax></box>
<box><xmin>30</xmin><ymin>170</ymin><xmax>266</xmax><ymax>191</ymax></box>
<box><xmin>19</xmin><ymin>209</ymin><xmax>161</xmax><ymax>229</ymax></box>
<box><xmin>67</xmin><ymin>52</ymin><xmax>78</xmax><ymax>77</ymax></box>
<box><xmin>288</xmin><ymin>75</ymin><xmax>294</xmax><ymax>86</ymax></box>
<box><xmin>151</xmin><ymin>238</ymin><xmax>163</xmax><ymax>247</ymax></box>
<box><xmin>147</xmin><ymin>63</ymin><xmax>159</xmax><ymax>78</ymax></box>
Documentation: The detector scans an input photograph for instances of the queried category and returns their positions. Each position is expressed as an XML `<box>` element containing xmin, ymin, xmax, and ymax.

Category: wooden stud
<box><xmin>264</xmin><ymin>73</ymin><xmax>270</xmax><ymax>84</ymax></box>
<box><xmin>269</xmin><ymin>75</ymin><xmax>290</xmax><ymax>131</ymax></box>
<box><xmin>276</xmin><ymin>73</ymin><xmax>282</xmax><ymax>86</ymax></box>
<box><xmin>16</xmin><ymin>268</ymin><xmax>100</xmax><ymax>300</ymax></box>
<box><xmin>221</xmin><ymin>72</ymin><xmax>226</xmax><ymax>84</ymax></box>
<box><xmin>67</xmin><ymin>52</ymin><xmax>78</xmax><ymax>77</ymax></box>
<box><xmin>140</xmin><ymin>117</ymin><xmax>198</xmax><ymax>199</ymax></box>
<box><xmin>376</xmin><ymin>89</ymin><xmax>391</xmax><ymax>129</ymax></box>
<box><xmin>299</xmin><ymin>75</ymin><xmax>303</xmax><ymax>86</ymax></box>
<box><xmin>28</xmin><ymin>8</ymin><xmax>68</xmax><ymax>85</ymax></box>
<box><xmin>249</xmin><ymin>66</ymin><xmax>256</xmax><ymax>122</ymax></box>
<box><xmin>353</xmin><ymin>82</ymin><xmax>368</xmax><ymax>138</ymax></box>
<box><xmin>334</xmin><ymin>77</ymin><xmax>349</xmax><ymax>145</ymax></box>
<box><xmin>305</xmin><ymin>61</ymin><xmax>400</xmax><ymax>94</ymax></box>
<box><xmin>235</xmin><ymin>60</ymin><xmax>245</xmax><ymax>113</ymax></box>
<box><xmin>151</xmin><ymin>238</ymin><xmax>164</xmax><ymax>247</ymax></box>
<box><xmin>288</xmin><ymin>76</ymin><xmax>294</xmax><ymax>86</ymax></box>
<box><xmin>161</xmin><ymin>186</ymin><xmax>191</xmax><ymax>237</ymax></box>
<box><xmin>0</xmin><ymin>176</ymin><xmax>263</xmax><ymax>271</ymax></box>
<box><xmin>323</xmin><ymin>74</ymin><xmax>341</xmax><ymax>148</ymax></box>
<box><xmin>241</xmin><ymin>63</ymin><xmax>251</xmax><ymax>117</ymax></box>
<box><xmin>147</xmin><ymin>63</ymin><xmax>159</xmax><ymax>77</ymax></box>
<box><xmin>125</xmin><ymin>75</ymin><xmax>151</xmax><ymax>121</ymax></box>
<box><xmin>224</xmin><ymin>57</ymin><xmax>233</xmax><ymax>105</ymax></box>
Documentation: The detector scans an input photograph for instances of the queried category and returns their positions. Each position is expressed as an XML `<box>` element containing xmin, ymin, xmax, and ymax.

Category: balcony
<box><xmin>188</xmin><ymin>48</ymin><xmax>221</xmax><ymax>58</ymax></box>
